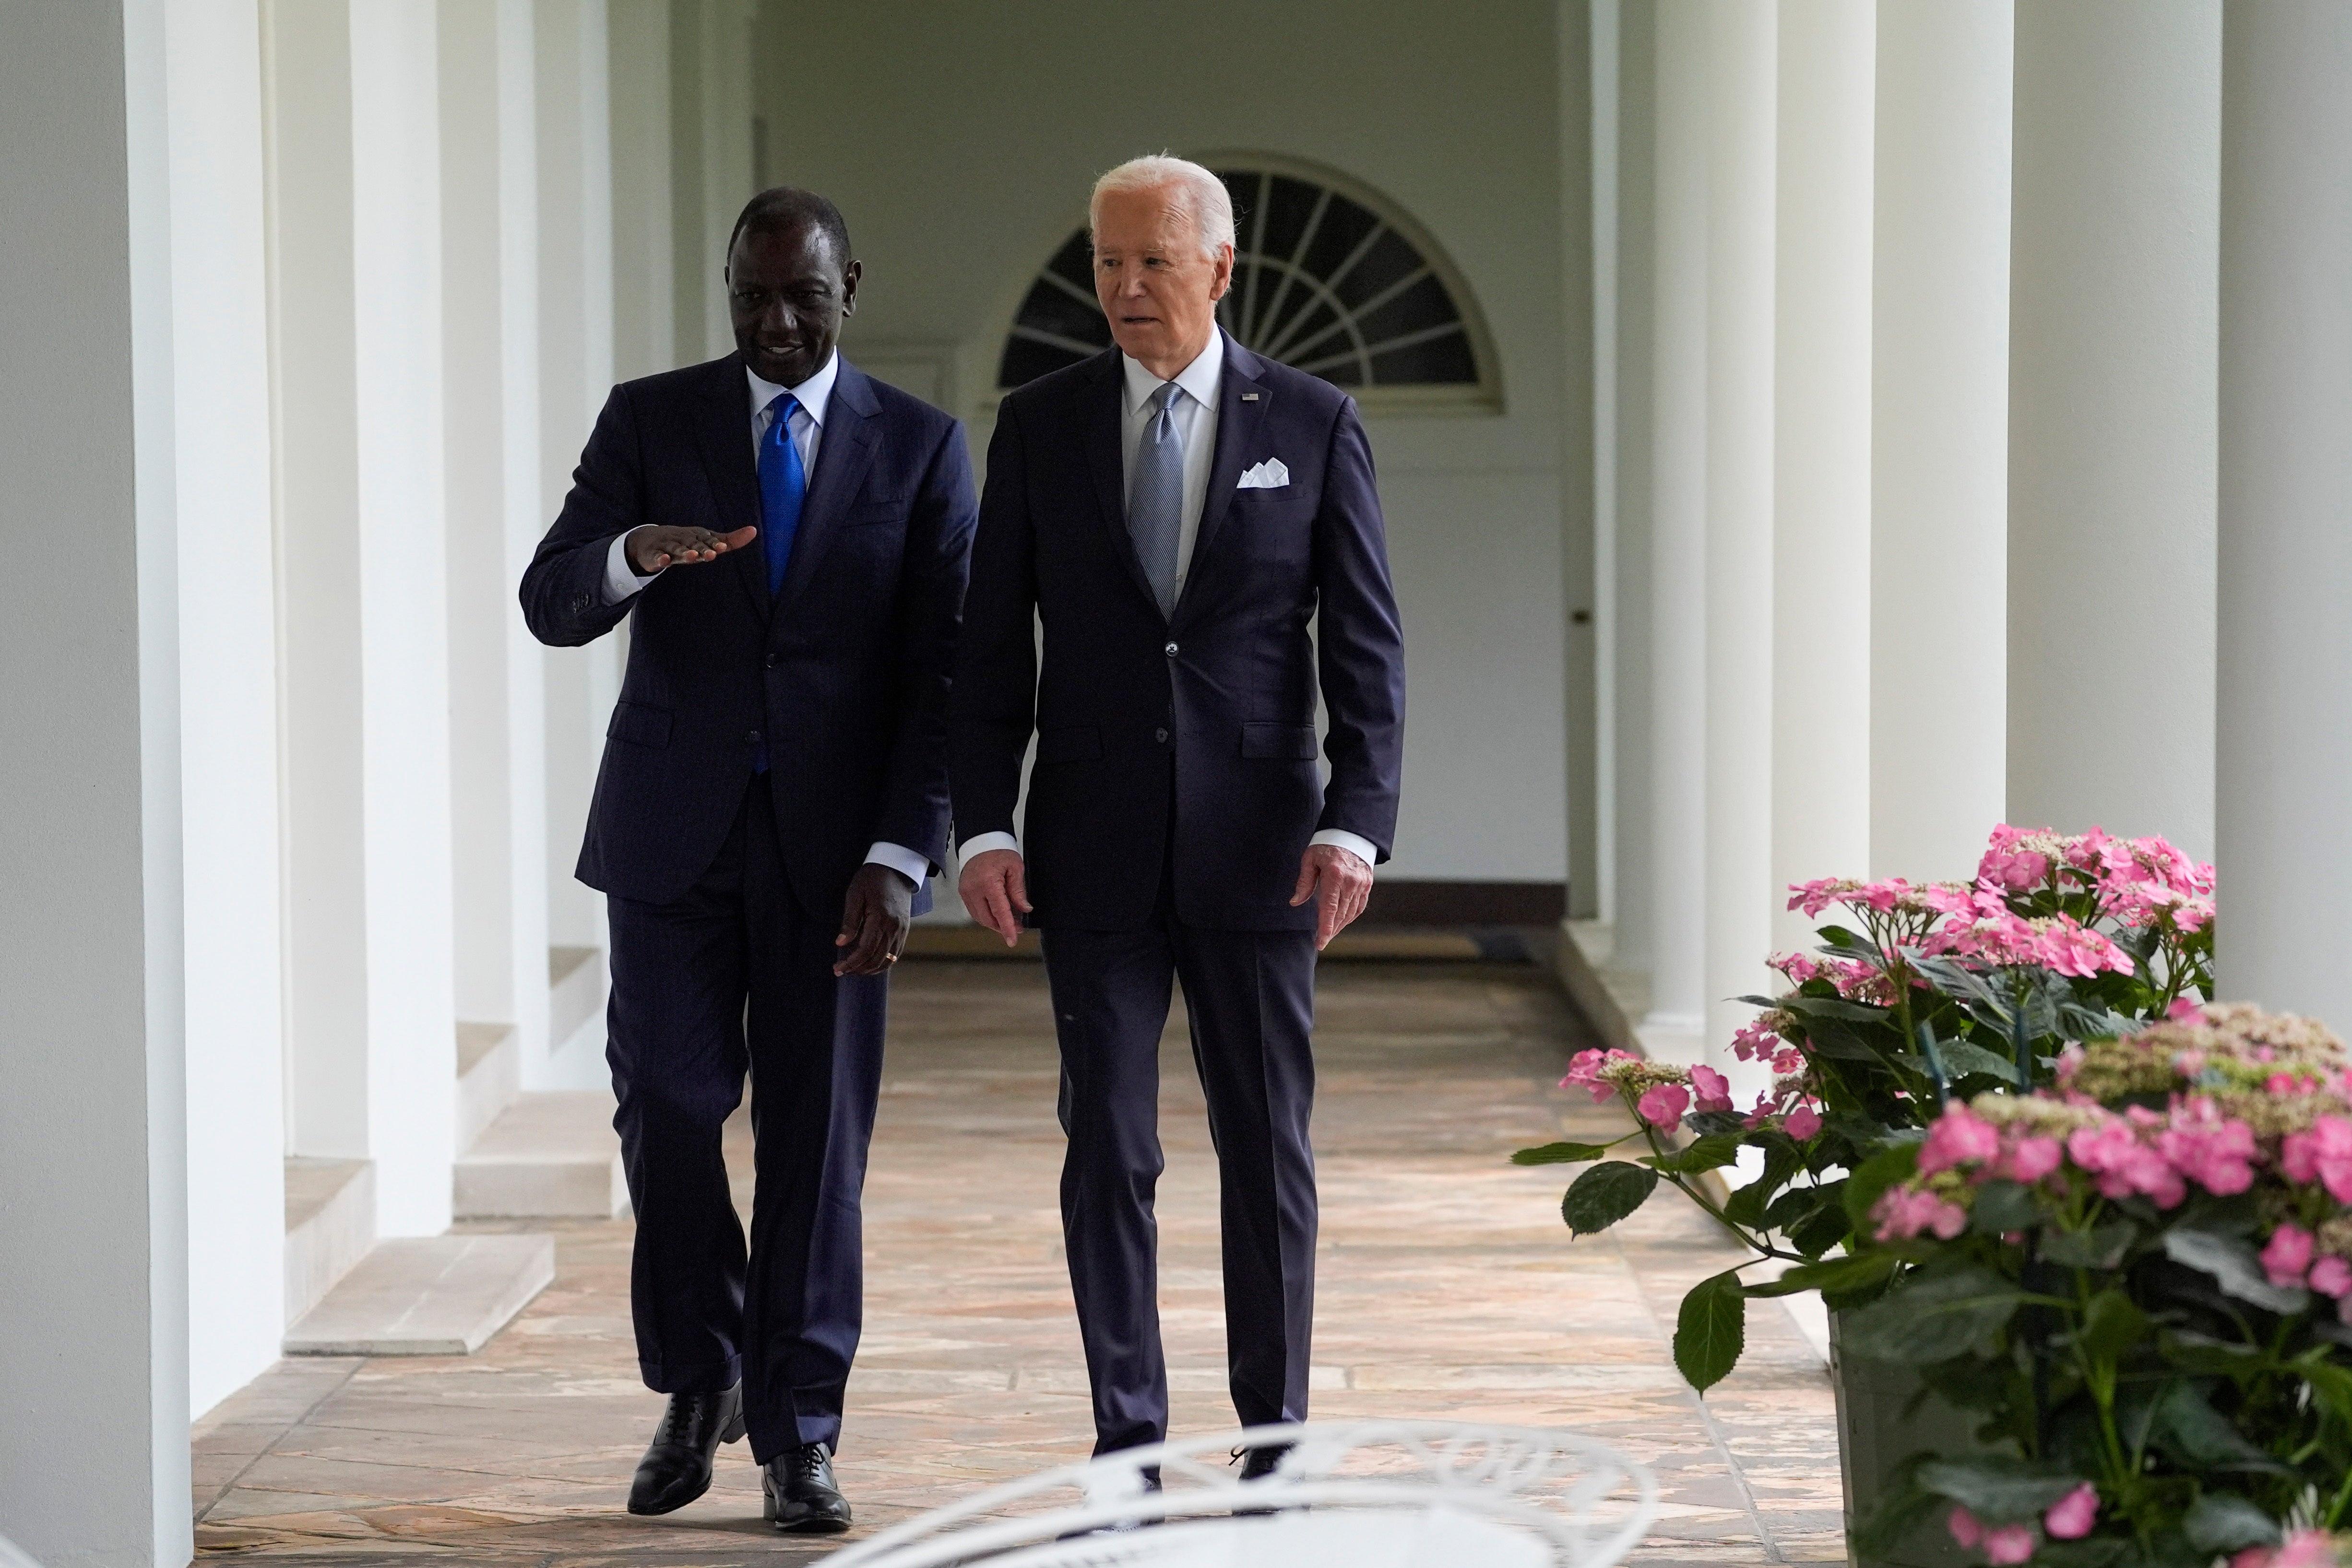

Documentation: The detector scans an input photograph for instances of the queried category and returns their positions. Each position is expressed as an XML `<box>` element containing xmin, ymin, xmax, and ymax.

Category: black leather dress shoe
<box><xmin>626</xmin><ymin>1384</ymin><xmax>745</xmax><ymax>1515</ymax></box>
<box><xmin>1238</xmin><ymin>1443</ymin><xmax>1292</xmax><ymax>1482</ymax></box>
<box><xmin>763</xmin><ymin>1443</ymin><xmax>852</xmax><ymax>1533</ymax></box>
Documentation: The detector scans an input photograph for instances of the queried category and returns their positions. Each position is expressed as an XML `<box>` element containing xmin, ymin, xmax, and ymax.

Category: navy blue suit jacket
<box><xmin>521</xmin><ymin>352</ymin><xmax>976</xmax><ymax>913</ymax></box>
<box><xmin>950</xmin><ymin>334</ymin><xmax>1405</xmax><ymax>932</ymax></box>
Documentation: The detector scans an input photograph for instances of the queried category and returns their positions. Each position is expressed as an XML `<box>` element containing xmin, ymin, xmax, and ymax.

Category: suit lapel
<box><xmin>1178</xmin><ymin>333</ymin><xmax>1271</xmax><ymax>614</ymax></box>
<box><xmin>692</xmin><ymin>355</ymin><xmax>770</xmax><ymax>622</ymax></box>
<box><xmin>1080</xmin><ymin>351</ymin><xmax>1162</xmax><ymax>614</ymax></box>
<box><xmin>774</xmin><ymin>357</ymin><xmax>881</xmax><ymax>616</ymax></box>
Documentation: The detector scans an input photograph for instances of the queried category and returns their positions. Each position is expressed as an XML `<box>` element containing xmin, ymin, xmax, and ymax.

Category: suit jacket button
<box><xmin>1155</xmin><ymin>728</ymin><xmax>1170</xmax><ymax>744</ymax></box>
<box><xmin>746</xmin><ymin>730</ymin><xmax>762</xmax><ymax>746</ymax></box>
<box><xmin>1164</xmin><ymin>641</ymin><xmax>1178</xmax><ymax>656</ymax></box>
<box><xmin>765</xmin><ymin>653</ymin><xmax>781</xmax><ymax>668</ymax></box>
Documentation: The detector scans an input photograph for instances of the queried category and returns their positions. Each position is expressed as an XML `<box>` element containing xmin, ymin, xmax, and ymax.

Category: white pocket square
<box><xmin>1236</xmin><ymin>459</ymin><xmax>1290</xmax><ymax>490</ymax></box>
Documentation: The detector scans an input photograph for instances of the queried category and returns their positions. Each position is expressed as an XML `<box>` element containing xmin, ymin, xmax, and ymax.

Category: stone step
<box><xmin>548</xmin><ymin>943</ymin><xmax>604</xmax><ymax>1047</ymax></box>
<box><xmin>283</xmin><ymin>1234</ymin><xmax>554</xmax><ymax>1356</ymax></box>
<box><xmin>283</xmin><ymin>1157</ymin><xmax>374</xmax><ymax>1328</ymax></box>
<box><xmin>454</xmin><ymin>1021</ymin><xmax>519</xmax><ymax>1153</ymax></box>
<box><xmin>453</xmin><ymin>1090</ymin><xmax>628</xmax><ymax>1218</ymax></box>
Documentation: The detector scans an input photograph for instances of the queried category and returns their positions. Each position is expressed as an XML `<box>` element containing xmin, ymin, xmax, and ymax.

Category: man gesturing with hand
<box><xmin>521</xmin><ymin>187</ymin><xmax>974</xmax><ymax>1534</ymax></box>
<box><xmin>950</xmin><ymin>156</ymin><xmax>1404</xmax><ymax>1470</ymax></box>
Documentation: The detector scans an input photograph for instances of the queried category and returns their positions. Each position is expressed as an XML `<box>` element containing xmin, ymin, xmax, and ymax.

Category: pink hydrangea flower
<box><xmin>1947</xmin><ymin>1506</ymin><xmax>1984</xmax><ymax>1548</ymax></box>
<box><xmin>1637</xmin><ymin>1082</ymin><xmax>1691</xmax><ymax>1132</ymax></box>
<box><xmin>1560</xmin><ymin>1047</ymin><xmax>1638</xmax><ymax>1105</ymax></box>
<box><xmin>1985</xmin><ymin>1524</ymin><xmax>2038</xmax><ymax>1565</ymax></box>
<box><xmin>1769</xmin><ymin>952</ymin><xmax>1823</xmax><ymax>985</ymax></box>
<box><xmin>2033</xmin><ymin>917</ymin><xmax>2136</xmax><ymax>979</ymax></box>
<box><xmin>2158</xmin><ymin>1101</ymin><xmax>2258</xmax><ymax>1196</ymax></box>
<box><xmin>2283</xmin><ymin>1115</ymin><xmax>2352</xmax><ymax>1204</ymax></box>
<box><xmin>2311</xmin><ymin>1256</ymin><xmax>2352</xmax><ymax>1299</ymax></box>
<box><xmin>1787</xmin><ymin>878</ymin><xmax>1853</xmax><ymax>918</ymax></box>
<box><xmin>1919</xmin><ymin>1105</ymin><xmax>2001</xmax><ymax>1176</ymax></box>
<box><xmin>2000</xmin><ymin>1136</ymin><xmax>2062</xmax><ymax>1184</ymax></box>
<box><xmin>1689</xmin><ymin>1064</ymin><xmax>1734</xmax><ymax>1114</ymax></box>
<box><xmin>2168</xmin><ymin>997</ymin><xmax>2207</xmax><ymax>1023</ymax></box>
<box><xmin>2067</xmin><ymin>1115</ymin><xmax>2186</xmax><ymax>1208</ymax></box>
<box><xmin>1731</xmin><ymin>1019</ymin><xmax>1783</xmax><ymax>1062</ymax></box>
<box><xmin>2261</xmin><ymin>1224</ymin><xmax>2314</xmax><ymax>1289</ymax></box>
<box><xmin>1873</xmin><ymin>1187</ymin><xmax>1967</xmax><ymax>1242</ymax></box>
<box><xmin>2043</xmin><ymin>1484</ymin><xmax>2098</xmax><ymax>1540</ymax></box>
<box><xmin>1980</xmin><ymin>844</ymin><xmax>2052</xmax><ymax>891</ymax></box>
<box><xmin>1784</xmin><ymin>1104</ymin><xmax>1823</xmax><ymax>1140</ymax></box>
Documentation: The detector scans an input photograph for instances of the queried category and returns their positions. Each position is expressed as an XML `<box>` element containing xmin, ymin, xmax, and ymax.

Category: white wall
<box><xmin>167</xmin><ymin>0</ymin><xmax>288</xmax><ymax>1420</ymax></box>
<box><xmin>0</xmin><ymin>1</ymin><xmax>193</xmax><ymax>1561</ymax></box>
<box><xmin>741</xmin><ymin>0</ymin><xmax>1573</xmax><ymax>885</ymax></box>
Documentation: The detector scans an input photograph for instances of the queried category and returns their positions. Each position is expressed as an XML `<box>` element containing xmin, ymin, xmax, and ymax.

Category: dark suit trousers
<box><xmin>1040</xmin><ymin>874</ymin><xmax>1319</xmax><ymax>1455</ymax></box>
<box><xmin>604</xmin><ymin>779</ymin><xmax>885</xmax><ymax>1462</ymax></box>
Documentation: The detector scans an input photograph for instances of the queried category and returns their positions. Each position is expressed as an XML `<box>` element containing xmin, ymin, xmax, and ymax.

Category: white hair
<box><xmin>1089</xmin><ymin>155</ymin><xmax>1235</xmax><ymax>259</ymax></box>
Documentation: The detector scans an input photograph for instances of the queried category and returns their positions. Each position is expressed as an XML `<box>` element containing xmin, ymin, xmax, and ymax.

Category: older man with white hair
<box><xmin>950</xmin><ymin>155</ymin><xmax>1406</xmax><ymax>1471</ymax></box>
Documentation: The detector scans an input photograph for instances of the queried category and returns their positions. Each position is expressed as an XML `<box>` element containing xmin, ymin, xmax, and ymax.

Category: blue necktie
<box><xmin>753</xmin><ymin>393</ymin><xmax>806</xmax><ymax>774</ymax></box>
<box><xmin>760</xmin><ymin>392</ymin><xmax>808</xmax><ymax>599</ymax></box>
<box><xmin>1128</xmin><ymin>382</ymin><xmax>1184</xmax><ymax>617</ymax></box>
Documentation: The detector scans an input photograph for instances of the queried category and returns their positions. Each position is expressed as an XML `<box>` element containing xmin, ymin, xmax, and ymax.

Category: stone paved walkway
<box><xmin>191</xmin><ymin>959</ymin><xmax>1845</xmax><ymax>1564</ymax></box>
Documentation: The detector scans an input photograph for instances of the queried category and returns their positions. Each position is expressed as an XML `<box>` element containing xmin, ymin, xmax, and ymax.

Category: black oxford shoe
<box><xmin>1237</xmin><ymin>1442</ymin><xmax>1292</xmax><ymax>1482</ymax></box>
<box><xmin>625</xmin><ymin>1384</ymin><xmax>745</xmax><ymax>1515</ymax></box>
<box><xmin>764</xmin><ymin>1442</ymin><xmax>852</xmax><ymax>1533</ymax></box>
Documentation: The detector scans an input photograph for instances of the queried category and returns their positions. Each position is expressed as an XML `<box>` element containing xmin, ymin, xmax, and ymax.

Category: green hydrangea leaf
<box><xmin>1673</xmin><ymin>1269</ymin><xmax>1746</xmax><ymax>1392</ymax></box>
<box><xmin>1511</xmin><ymin>1141</ymin><xmax>1613</xmax><ymax>1165</ymax></box>
<box><xmin>1560</xmin><ymin>1161</ymin><xmax>1660</xmax><ymax>1237</ymax></box>
<box><xmin>1840</xmin><ymin>1265</ymin><xmax>2025</xmax><ymax>1364</ymax></box>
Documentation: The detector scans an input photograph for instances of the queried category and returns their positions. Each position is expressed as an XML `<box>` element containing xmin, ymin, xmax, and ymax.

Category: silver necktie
<box><xmin>1128</xmin><ymin>381</ymin><xmax>1184</xmax><ymax>617</ymax></box>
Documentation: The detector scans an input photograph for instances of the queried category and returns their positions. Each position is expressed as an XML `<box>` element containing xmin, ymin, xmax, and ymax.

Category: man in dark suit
<box><xmin>520</xmin><ymin>187</ymin><xmax>974</xmax><ymax>1533</ymax></box>
<box><xmin>950</xmin><ymin>155</ymin><xmax>1405</xmax><ymax>1469</ymax></box>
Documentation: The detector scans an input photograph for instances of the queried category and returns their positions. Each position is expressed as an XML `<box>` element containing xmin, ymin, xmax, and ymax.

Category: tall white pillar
<box><xmin>1702</xmin><ymin>0</ymin><xmax>1778</xmax><ymax>1069</ymax></box>
<box><xmin>536</xmin><ymin>0</ymin><xmax>624</xmax><ymax>1077</ymax></box>
<box><xmin>1641</xmin><ymin>0</ymin><xmax>1709</xmax><ymax>1063</ymax></box>
<box><xmin>1867</xmin><ymin>0</ymin><xmax>2012</xmax><ymax>882</ymax></box>
<box><xmin>2007</xmin><ymin>0</ymin><xmax>2221</xmax><ymax>857</ymax></box>
<box><xmin>0</xmin><ymin>2</ymin><xmax>192</xmax><ymax>1562</ymax></box>
<box><xmin>167</xmin><ymin>0</ymin><xmax>288</xmax><ymax>1418</ymax></box>
<box><xmin>610</xmin><ymin>0</ymin><xmax>677</xmax><ymax>382</ymax></box>
<box><xmin>443</xmin><ymin>0</ymin><xmax>555</xmax><ymax>1085</ymax></box>
<box><xmin>268</xmin><ymin>0</ymin><xmax>457</xmax><ymax>1237</ymax></box>
<box><xmin>2215</xmin><ymin>0</ymin><xmax>2352</xmax><ymax>1027</ymax></box>
<box><xmin>1770</xmin><ymin>0</ymin><xmax>1874</xmax><ymax>953</ymax></box>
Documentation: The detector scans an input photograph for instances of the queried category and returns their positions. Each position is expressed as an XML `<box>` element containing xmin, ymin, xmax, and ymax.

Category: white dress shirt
<box><xmin>958</xmin><ymin>332</ymin><xmax>1378</xmax><ymax>876</ymax></box>
<box><xmin>598</xmin><ymin>353</ymin><xmax>930</xmax><ymax>891</ymax></box>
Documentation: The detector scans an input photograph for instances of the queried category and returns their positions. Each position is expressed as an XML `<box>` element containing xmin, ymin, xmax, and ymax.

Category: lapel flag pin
<box><xmin>1241</xmin><ymin>392</ymin><xmax>1260</xmax><ymax>401</ymax></box>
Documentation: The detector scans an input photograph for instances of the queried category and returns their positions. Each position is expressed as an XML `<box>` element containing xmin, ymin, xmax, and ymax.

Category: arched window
<box><xmin>996</xmin><ymin>156</ymin><xmax>1501</xmax><ymax>414</ymax></box>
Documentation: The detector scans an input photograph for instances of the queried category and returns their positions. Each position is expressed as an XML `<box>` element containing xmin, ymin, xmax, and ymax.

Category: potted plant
<box><xmin>1514</xmin><ymin>827</ymin><xmax>2216</xmax><ymax>1557</ymax></box>
<box><xmin>1838</xmin><ymin>1005</ymin><xmax>2352</xmax><ymax>1565</ymax></box>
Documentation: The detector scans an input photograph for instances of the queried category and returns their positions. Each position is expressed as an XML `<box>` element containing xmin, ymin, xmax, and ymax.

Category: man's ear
<box><xmin>840</xmin><ymin>259</ymin><xmax>862</xmax><ymax>315</ymax></box>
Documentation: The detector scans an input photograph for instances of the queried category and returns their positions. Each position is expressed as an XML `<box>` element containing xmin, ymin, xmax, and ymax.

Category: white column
<box><xmin>167</xmin><ymin>0</ymin><xmax>287</xmax><ymax>1418</ymax></box>
<box><xmin>1604</xmin><ymin>0</ymin><xmax>1656</xmax><ymax>968</ymax></box>
<box><xmin>268</xmin><ymin>0</ymin><xmax>457</xmax><ymax>1237</ymax></box>
<box><xmin>609</xmin><ymin>0</ymin><xmax>677</xmax><ymax>381</ymax></box>
<box><xmin>1770</xmin><ymin>0</ymin><xmax>1874</xmax><ymax>954</ymax></box>
<box><xmin>690</xmin><ymin>0</ymin><xmax>756</xmax><ymax>357</ymax></box>
<box><xmin>2215</xmin><ymin>0</ymin><xmax>2352</xmax><ymax>1027</ymax></box>
<box><xmin>537</xmin><ymin>0</ymin><xmax>623</xmax><ymax>1076</ymax></box>
<box><xmin>1641</xmin><ymin>0</ymin><xmax>1709</xmax><ymax>1063</ymax></box>
<box><xmin>2007</xmin><ymin>0</ymin><xmax>2221</xmax><ymax>857</ymax></box>
<box><xmin>1702</xmin><ymin>0</ymin><xmax>1777</xmax><ymax>1071</ymax></box>
<box><xmin>0</xmin><ymin>2</ymin><xmax>191</xmax><ymax>1562</ymax></box>
<box><xmin>1867</xmin><ymin>0</ymin><xmax>2012</xmax><ymax>882</ymax></box>
<box><xmin>442</xmin><ymin>0</ymin><xmax>554</xmax><ymax>1084</ymax></box>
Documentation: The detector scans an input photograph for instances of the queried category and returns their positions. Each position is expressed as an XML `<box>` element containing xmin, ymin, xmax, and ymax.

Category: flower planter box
<box><xmin>1831</xmin><ymin>1312</ymin><xmax>1982</xmax><ymax>1568</ymax></box>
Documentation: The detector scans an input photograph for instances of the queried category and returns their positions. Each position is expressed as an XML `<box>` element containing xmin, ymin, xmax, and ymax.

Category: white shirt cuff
<box><xmin>957</xmin><ymin>830</ymin><xmax>1022</xmax><ymax>863</ymax></box>
<box><xmin>1310</xmin><ymin>829</ymin><xmax>1379</xmax><ymax>869</ymax></box>
<box><xmin>864</xmin><ymin>842</ymin><xmax>933</xmax><ymax>888</ymax></box>
<box><xmin>603</xmin><ymin>530</ymin><xmax>655</xmax><ymax>604</ymax></box>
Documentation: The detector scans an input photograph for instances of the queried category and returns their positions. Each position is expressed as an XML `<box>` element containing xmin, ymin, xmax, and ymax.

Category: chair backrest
<box><xmin>825</xmin><ymin>1420</ymin><xmax>1659</xmax><ymax>1568</ymax></box>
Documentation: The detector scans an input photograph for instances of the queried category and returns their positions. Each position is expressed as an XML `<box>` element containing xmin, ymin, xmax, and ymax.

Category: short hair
<box><xmin>1089</xmin><ymin>155</ymin><xmax>1235</xmax><ymax>260</ymax></box>
<box><xmin>725</xmin><ymin>186</ymin><xmax>853</xmax><ymax>273</ymax></box>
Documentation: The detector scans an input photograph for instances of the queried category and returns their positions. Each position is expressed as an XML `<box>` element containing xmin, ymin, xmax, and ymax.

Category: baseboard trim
<box><xmin>1362</xmin><ymin>880</ymin><xmax>1566</xmax><ymax>927</ymax></box>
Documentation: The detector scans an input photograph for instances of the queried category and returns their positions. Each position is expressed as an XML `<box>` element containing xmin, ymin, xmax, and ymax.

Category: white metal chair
<box><xmin>824</xmin><ymin>1420</ymin><xmax>1660</xmax><ymax>1568</ymax></box>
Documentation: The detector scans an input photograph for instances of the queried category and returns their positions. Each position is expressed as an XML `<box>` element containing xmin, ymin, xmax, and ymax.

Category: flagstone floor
<box><xmin>191</xmin><ymin>959</ymin><xmax>1846</xmax><ymax>1566</ymax></box>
